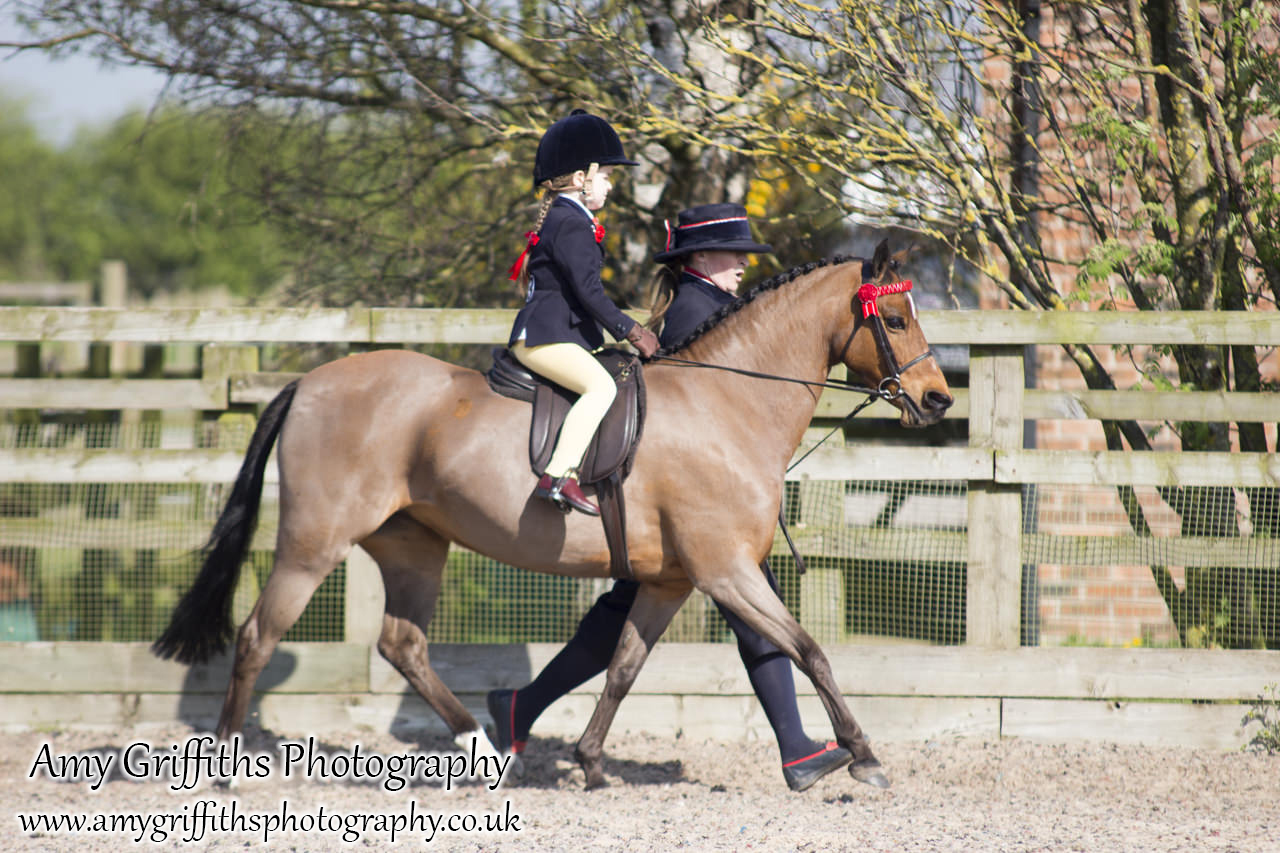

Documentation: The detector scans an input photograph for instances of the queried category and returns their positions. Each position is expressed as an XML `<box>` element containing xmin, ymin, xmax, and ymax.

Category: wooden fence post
<box><xmin>966</xmin><ymin>344</ymin><xmax>1025</xmax><ymax>648</ymax></box>
<box><xmin>78</xmin><ymin>262</ymin><xmax>130</xmax><ymax>640</ymax></box>
<box><xmin>795</xmin><ymin>365</ymin><xmax>850</xmax><ymax>642</ymax></box>
<box><xmin>203</xmin><ymin>344</ymin><xmax>261</xmax><ymax>627</ymax></box>
<box><xmin>343</xmin><ymin>546</ymin><xmax>384</xmax><ymax>644</ymax></box>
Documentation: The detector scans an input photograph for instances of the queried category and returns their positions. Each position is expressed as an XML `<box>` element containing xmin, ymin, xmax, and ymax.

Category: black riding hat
<box><xmin>532</xmin><ymin>109</ymin><xmax>638</xmax><ymax>189</ymax></box>
<box><xmin>652</xmin><ymin>203</ymin><xmax>773</xmax><ymax>263</ymax></box>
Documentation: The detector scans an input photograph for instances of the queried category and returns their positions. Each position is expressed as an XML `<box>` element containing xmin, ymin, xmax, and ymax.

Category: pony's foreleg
<box><xmin>703</xmin><ymin>566</ymin><xmax>890</xmax><ymax>789</ymax></box>
<box><xmin>361</xmin><ymin>520</ymin><xmax>497</xmax><ymax>759</ymax></box>
<box><xmin>216</xmin><ymin>555</ymin><xmax>335</xmax><ymax>739</ymax></box>
<box><xmin>574</xmin><ymin>581</ymin><xmax>691</xmax><ymax>790</ymax></box>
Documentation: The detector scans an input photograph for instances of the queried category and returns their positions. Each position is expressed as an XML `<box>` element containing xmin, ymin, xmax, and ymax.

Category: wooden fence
<box><xmin>0</xmin><ymin>305</ymin><xmax>1277</xmax><ymax>747</ymax></box>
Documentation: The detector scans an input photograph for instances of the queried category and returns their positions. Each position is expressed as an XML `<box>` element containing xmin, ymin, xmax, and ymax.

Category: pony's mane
<box><xmin>656</xmin><ymin>254</ymin><xmax>870</xmax><ymax>356</ymax></box>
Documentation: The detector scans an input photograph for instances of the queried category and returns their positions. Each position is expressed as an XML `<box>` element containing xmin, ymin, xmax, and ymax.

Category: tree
<box><xmin>0</xmin><ymin>101</ymin><xmax>289</xmax><ymax>299</ymax></box>
<box><xmin>5</xmin><ymin>1</ymin><xmax>802</xmax><ymax>306</ymax></box>
<box><xmin>10</xmin><ymin>0</ymin><xmax>1278</xmax><ymax>645</ymax></box>
<box><xmin>595</xmin><ymin>0</ymin><xmax>1280</xmax><ymax>647</ymax></box>
<box><xmin>0</xmin><ymin>100</ymin><xmax>64</xmax><ymax>281</ymax></box>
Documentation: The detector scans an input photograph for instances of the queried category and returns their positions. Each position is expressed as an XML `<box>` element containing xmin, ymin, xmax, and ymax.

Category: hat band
<box><xmin>676</xmin><ymin>216</ymin><xmax>749</xmax><ymax>231</ymax></box>
<box><xmin>665</xmin><ymin>216</ymin><xmax>758</xmax><ymax>254</ymax></box>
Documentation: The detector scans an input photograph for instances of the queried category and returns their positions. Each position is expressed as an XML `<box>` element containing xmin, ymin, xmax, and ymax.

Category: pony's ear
<box><xmin>871</xmin><ymin>239</ymin><xmax>891</xmax><ymax>279</ymax></box>
<box><xmin>889</xmin><ymin>243</ymin><xmax>918</xmax><ymax>274</ymax></box>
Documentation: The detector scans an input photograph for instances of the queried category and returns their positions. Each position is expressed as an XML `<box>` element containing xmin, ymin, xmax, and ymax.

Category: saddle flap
<box><xmin>487</xmin><ymin>346</ymin><xmax>645</xmax><ymax>486</ymax></box>
<box><xmin>530</xmin><ymin>383</ymin><xmax>573</xmax><ymax>476</ymax></box>
<box><xmin>578</xmin><ymin>356</ymin><xmax>644</xmax><ymax>484</ymax></box>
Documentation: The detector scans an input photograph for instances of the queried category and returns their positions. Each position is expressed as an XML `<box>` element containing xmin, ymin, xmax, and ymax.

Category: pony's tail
<box><xmin>151</xmin><ymin>380</ymin><xmax>300</xmax><ymax>665</ymax></box>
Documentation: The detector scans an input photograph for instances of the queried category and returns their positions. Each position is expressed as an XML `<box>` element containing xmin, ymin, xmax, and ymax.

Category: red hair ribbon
<box><xmin>857</xmin><ymin>279</ymin><xmax>912</xmax><ymax>319</ymax></box>
<box><xmin>507</xmin><ymin>231</ymin><xmax>539</xmax><ymax>281</ymax></box>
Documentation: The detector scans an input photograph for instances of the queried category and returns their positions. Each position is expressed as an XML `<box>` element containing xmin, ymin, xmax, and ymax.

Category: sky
<box><xmin>0</xmin><ymin>8</ymin><xmax>171</xmax><ymax>146</ymax></box>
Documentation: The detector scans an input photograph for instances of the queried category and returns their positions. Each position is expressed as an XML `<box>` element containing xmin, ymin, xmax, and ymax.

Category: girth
<box><xmin>486</xmin><ymin>347</ymin><xmax>646</xmax><ymax>581</ymax></box>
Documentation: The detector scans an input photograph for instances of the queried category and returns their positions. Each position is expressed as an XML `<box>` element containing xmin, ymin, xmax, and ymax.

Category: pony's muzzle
<box><xmin>899</xmin><ymin>388</ymin><xmax>953</xmax><ymax>427</ymax></box>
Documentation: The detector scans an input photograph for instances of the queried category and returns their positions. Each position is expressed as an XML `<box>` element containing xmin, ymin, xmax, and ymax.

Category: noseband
<box><xmin>832</xmin><ymin>279</ymin><xmax>937</xmax><ymax>402</ymax></box>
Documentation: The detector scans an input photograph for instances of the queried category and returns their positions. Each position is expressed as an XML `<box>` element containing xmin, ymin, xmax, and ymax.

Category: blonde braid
<box><xmin>515</xmin><ymin>170</ymin><xmax>588</xmax><ymax>295</ymax></box>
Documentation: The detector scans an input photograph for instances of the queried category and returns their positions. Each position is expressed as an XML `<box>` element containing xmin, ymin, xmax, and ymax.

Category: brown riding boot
<box><xmin>534</xmin><ymin>473</ymin><xmax>600</xmax><ymax>516</ymax></box>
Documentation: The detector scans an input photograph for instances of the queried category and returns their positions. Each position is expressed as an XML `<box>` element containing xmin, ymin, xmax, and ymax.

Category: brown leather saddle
<box><xmin>486</xmin><ymin>347</ymin><xmax>646</xmax><ymax>580</ymax></box>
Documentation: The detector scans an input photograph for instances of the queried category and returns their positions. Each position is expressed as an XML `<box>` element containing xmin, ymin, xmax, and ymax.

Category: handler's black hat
<box><xmin>532</xmin><ymin>109</ymin><xmax>638</xmax><ymax>189</ymax></box>
<box><xmin>652</xmin><ymin>203</ymin><xmax>773</xmax><ymax>263</ymax></box>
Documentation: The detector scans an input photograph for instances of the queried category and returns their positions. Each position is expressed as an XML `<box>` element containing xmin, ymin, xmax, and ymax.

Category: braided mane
<box><xmin>655</xmin><ymin>254</ymin><xmax>868</xmax><ymax>356</ymax></box>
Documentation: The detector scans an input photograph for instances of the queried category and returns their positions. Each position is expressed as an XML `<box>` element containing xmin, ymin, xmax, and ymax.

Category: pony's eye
<box><xmin>885</xmin><ymin>315</ymin><xmax>907</xmax><ymax>331</ymax></box>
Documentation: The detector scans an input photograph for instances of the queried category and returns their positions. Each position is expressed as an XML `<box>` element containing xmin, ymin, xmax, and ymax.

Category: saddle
<box><xmin>486</xmin><ymin>347</ymin><xmax>647</xmax><ymax>580</ymax></box>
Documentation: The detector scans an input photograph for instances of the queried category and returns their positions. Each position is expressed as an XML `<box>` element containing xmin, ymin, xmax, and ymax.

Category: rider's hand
<box><xmin>626</xmin><ymin>324</ymin><xmax>660</xmax><ymax>359</ymax></box>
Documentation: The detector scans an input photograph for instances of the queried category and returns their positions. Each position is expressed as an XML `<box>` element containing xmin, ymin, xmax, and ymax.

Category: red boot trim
<box><xmin>782</xmin><ymin>741</ymin><xmax>839</xmax><ymax>768</ymax></box>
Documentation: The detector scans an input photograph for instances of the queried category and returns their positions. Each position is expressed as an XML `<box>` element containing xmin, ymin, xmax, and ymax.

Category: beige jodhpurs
<box><xmin>510</xmin><ymin>340</ymin><xmax>617</xmax><ymax>478</ymax></box>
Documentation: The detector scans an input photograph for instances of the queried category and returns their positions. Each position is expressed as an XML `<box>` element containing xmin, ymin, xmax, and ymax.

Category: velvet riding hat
<box><xmin>532</xmin><ymin>109</ymin><xmax>639</xmax><ymax>189</ymax></box>
<box><xmin>652</xmin><ymin>203</ymin><xmax>773</xmax><ymax>263</ymax></box>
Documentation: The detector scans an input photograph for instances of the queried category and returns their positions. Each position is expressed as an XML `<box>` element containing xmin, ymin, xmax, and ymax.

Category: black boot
<box><xmin>781</xmin><ymin>742</ymin><xmax>853</xmax><ymax>792</ymax></box>
<box><xmin>486</xmin><ymin>689</ymin><xmax>527</xmax><ymax>756</ymax></box>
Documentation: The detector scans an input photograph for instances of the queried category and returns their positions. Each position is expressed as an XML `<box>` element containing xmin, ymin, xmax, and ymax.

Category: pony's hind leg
<box><xmin>360</xmin><ymin>514</ymin><xmax>499</xmax><ymax>759</ymax></box>
<box><xmin>574</xmin><ymin>581</ymin><xmax>691</xmax><ymax>790</ymax></box>
<box><xmin>216</xmin><ymin>543</ymin><xmax>342</xmax><ymax>739</ymax></box>
<box><xmin>702</xmin><ymin>563</ymin><xmax>890</xmax><ymax>789</ymax></box>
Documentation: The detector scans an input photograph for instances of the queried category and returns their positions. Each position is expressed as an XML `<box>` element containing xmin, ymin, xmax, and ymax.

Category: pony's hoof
<box><xmin>576</xmin><ymin>753</ymin><xmax>607</xmax><ymax>790</ymax></box>
<box><xmin>849</xmin><ymin>759</ymin><xmax>891</xmax><ymax>789</ymax></box>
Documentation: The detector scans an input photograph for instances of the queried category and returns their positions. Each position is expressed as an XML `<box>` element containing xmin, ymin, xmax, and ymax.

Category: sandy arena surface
<box><xmin>2</xmin><ymin>724</ymin><xmax>1276</xmax><ymax>852</ymax></box>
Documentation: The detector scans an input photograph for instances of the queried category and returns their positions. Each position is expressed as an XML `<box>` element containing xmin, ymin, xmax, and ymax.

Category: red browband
<box><xmin>857</xmin><ymin>279</ymin><xmax>912</xmax><ymax>319</ymax></box>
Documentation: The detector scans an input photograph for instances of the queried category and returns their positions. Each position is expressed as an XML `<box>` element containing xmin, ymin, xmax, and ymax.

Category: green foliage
<box><xmin>1078</xmin><ymin>239</ymin><xmax>1133</xmax><ymax>288</ymax></box>
<box><xmin>1079</xmin><ymin>107</ymin><xmax>1156</xmax><ymax>172</ymax></box>
<box><xmin>1240</xmin><ymin>684</ymin><xmax>1280</xmax><ymax>754</ymax></box>
<box><xmin>0</xmin><ymin>105</ymin><xmax>72</xmax><ymax>281</ymax></box>
<box><xmin>0</xmin><ymin>98</ymin><xmax>290</xmax><ymax>300</ymax></box>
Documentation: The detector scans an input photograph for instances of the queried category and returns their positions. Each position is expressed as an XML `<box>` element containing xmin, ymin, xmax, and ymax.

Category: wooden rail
<box><xmin>1</xmin><ymin>306</ymin><xmax>1277</xmax><ymax>745</ymax></box>
<box><xmin>1</xmin><ymin>307</ymin><xmax>1273</xmax><ymax>422</ymax></box>
<box><xmin>0</xmin><ymin>640</ymin><xmax>1270</xmax><ymax>747</ymax></box>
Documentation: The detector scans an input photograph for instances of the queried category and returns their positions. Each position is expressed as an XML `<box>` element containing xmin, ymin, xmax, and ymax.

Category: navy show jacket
<box><xmin>658</xmin><ymin>271</ymin><xmax>736</xmax><ymax>349</ymax></box>
<box><xmin>508</xmin><ymin>197</ymin><xmax>637</xmax><ymax>350</ymax></box>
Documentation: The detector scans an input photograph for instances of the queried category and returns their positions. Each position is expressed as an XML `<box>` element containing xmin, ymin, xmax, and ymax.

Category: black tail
<box><xmin>151</xmin><ymin>381</ymin><xmax>300</xmax><ymax>665</ymax></box>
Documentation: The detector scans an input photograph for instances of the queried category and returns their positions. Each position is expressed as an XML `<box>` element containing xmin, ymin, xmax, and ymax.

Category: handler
<box><xmin>491</xmin><ymin>203</ymin><xmax>853</xmax><ymax>792</ymax></box>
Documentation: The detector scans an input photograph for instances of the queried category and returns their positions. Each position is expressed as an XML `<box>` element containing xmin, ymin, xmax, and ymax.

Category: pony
<box><xmin>153</xmin><ymin>239</ymin><xmax>953</xmax><ymax>790</ymax></box>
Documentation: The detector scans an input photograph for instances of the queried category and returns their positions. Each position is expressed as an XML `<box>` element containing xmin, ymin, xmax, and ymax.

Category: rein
<box><xmin>648</xmin><ymin>353</ymin><xmax>886</xmax><ymax>396</ymax></box>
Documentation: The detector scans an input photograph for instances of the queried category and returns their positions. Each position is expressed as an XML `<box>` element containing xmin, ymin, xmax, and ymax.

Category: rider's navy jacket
<box><xmin>509</xmin><ymin>196</ymin><xmax>638</xmax><ymax>350</ymax></box>
<box><xmin>659</xmin><ymin>271</ymin><xmax>736</xmax><ymax>349</ymax></box>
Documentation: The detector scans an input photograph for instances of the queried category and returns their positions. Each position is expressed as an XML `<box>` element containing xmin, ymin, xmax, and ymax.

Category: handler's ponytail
<box><xmin>644</xmin><ymin>263</ymin><xmax>679</xmax><ymax>334</ymax></box>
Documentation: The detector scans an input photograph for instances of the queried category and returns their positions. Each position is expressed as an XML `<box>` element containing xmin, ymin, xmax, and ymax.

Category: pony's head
<box><xmin>835</xmin><ymin>240</ymin><xmax>953</xmax><ymax>427</ymax></box>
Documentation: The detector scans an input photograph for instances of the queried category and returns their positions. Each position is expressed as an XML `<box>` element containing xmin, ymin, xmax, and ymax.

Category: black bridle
<box><xmin>832</xmin><ymin>279</ymin><xmax>937</xmax><ymax>402</ymax></box>
<box><xmin>647</xmin><ymin>277</ymin><xmax>938</xmax><ymax>575</ymax></box>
